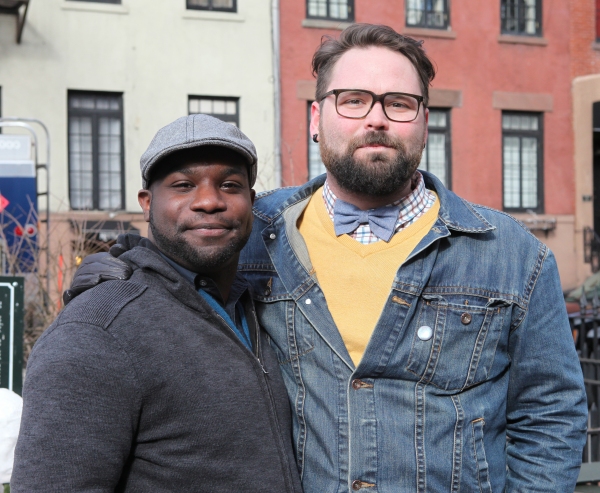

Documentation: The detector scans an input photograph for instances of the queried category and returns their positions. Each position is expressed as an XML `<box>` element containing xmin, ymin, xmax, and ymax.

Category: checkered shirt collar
<box><xmin>322</xmin><ymin>171</ymin><xmax>436</xmax><ymax>243</ymax></box>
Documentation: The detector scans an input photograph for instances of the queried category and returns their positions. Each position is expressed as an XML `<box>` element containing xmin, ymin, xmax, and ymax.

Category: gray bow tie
<box><xmin>333</xmin><ymin>199</ymin><xmax>400</xmax><ymax>242</ymax></box>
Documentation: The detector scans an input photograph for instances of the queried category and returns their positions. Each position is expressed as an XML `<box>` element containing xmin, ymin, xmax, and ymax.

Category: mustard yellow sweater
<box><xmin>298</xmin><ymin>189</ymin><xmax>440</xmax><ymax>366</ymax></box>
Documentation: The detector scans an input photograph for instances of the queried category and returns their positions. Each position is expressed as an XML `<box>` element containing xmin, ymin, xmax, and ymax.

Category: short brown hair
<box><xmin>312</xmin><ymin>23</ymin><xmax>436</xmax><ymax>106</ymax></box>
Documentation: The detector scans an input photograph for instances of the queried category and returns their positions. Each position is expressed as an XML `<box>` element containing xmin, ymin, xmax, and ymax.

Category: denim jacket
<box><xmin>238</xmin><ymin>171</ymin><xmax>587</xmax><ymax>493</ymax></box>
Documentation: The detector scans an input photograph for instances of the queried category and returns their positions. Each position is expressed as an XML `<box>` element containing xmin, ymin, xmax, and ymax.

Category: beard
<box><xmin>149</xmin><ymin>207</ymin><xmax>251</xmax><ymax>274</ymax></box>
<box><xmin>320</xmin><ymin>130</ymin><xmax>424</xmax><ymax>196</ymax></box>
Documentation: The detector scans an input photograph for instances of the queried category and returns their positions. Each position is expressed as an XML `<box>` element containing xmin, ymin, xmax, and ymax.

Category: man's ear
<box><xmin>309</xmin><ymin>100</ymin><xmax>321</xmax><ymax>138</ymax></box>
<box><xmin>249</xmin><ymin>188</ymin><xmax>256</xmax><ymax>206</ymax></box>
<box><xmin>138</xmin><ymin>189</ymin><xmax>152</xmax><ymax>222</ymax></box>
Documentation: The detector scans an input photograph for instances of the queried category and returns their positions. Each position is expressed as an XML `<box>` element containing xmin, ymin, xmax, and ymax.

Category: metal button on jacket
<box><xmin>269</xmin><ymin>233</ymin><xmax>276</xmax><ymax>240</ymax></box>
<box><xmin>461</xmin><ymin>312</ymin><xmax>472</xmax><ymax>325</ymax></box>
<box><xmin>417</xmin><ymin>325</ymin><xmax>433</xmax><ymax>341</ymax></box>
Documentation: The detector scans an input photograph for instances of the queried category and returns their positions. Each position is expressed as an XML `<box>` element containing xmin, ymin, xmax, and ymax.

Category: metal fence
<box><xmin>571</xmin><ymin>290</ymin><xmax>600</xmax><ymax>463</ymax></box>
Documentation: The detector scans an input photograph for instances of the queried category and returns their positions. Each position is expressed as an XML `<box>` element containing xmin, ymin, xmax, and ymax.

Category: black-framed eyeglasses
<box><xmin>318</xmin><ymin>89</ymin><xmax>425</xmax><ymax>123</ymax></box>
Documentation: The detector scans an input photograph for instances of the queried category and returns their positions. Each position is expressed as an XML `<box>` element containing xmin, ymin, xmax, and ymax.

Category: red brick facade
<box><xmin>280</xmin><ymin>1</ymin><xmax>574</xmax><ymax>216</ymax></box>
<box><xmin>570</xmin><ymin>0</ymin><xmax>600</xmax><ymax>77</ymax></box>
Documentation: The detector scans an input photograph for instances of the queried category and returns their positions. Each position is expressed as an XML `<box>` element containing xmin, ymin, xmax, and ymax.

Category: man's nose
<box><xmin>189</xmin><ymin>185</ymin><xmax>226</xmax><ymax>212</ymax></box>
<box><xmin>364</xmin><ymin>101</ymin><xmax>390</xmax><ymax>130</ymax></box>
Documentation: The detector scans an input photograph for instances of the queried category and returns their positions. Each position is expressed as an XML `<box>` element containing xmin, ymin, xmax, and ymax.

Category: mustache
<box><xmin>347</xmin><ymin>132</ymin><xmax>405</xmax><ymax>153</ymax></box>
<box><xmin>176</xmin><ymin>214</ymin><xmax>239</xmax><ymax>233</ymax></box>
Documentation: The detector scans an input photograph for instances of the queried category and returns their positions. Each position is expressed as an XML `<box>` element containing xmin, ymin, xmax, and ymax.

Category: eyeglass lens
<box><xmin>336</xmin><ymin>90</ymin><xmax>420</xmax><ymax>122</ymax></box>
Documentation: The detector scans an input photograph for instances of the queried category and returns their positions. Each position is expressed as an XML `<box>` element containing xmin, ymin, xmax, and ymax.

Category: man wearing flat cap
<box><xmin>11</xmin><ymin>114</ymin><xmax>303</xmax><ymax>493</ymax></box>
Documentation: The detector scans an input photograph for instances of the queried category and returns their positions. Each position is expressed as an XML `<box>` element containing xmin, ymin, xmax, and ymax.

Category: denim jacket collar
<box><xmin>255</xmin><ymin>171</ymin><xmax>495</xmax><ymax>234</ymax></box>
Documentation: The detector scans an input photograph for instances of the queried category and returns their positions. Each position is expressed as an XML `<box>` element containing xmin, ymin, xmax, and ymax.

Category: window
<box><xmin>502</xmin><ymin>112</ymin><xmax>543</xmax><ymax>212</ymax></box>
<box><xmin>187</xmin><ymin>0</ymin><xmax>236</xmax><ymax>12</ymax></box>
<box><xmin>419</xmin><ymin>108</ymin><xmax>451</xmax><ymax>188</ymax></box>
<box><xmin>307</xmin><ymin>102</ymin><xmax>326</xmax><ymax>180</ymax></box>
<box><xmin>501</xmin><ymin>0</ymin><xmax>541</xmax><ymax>36</ymax></box>
<box><xmin>306</xmin><ymin>0</ymin><xmax>353</xmax><ymax>21</ymax></box>
<box><xmin>68</xmin><ymin>92</ymin><xmax>124</xmax><ymax>211</ymax></box>
<box><xmin>406</xmin><ymin>0</ymin><xmax>449</xmax><ymax>29</ymax></box>
<box><xmin>189</xmin><ymin>96</ymin><xmax>239</xmax><ymax>126</ymax></box>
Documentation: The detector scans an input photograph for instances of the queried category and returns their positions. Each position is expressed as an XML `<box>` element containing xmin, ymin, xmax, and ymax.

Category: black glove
<box><xmin>63</xmin><ymin>252</ymin><xmax>133</xmax><ymax>306</ymax></box>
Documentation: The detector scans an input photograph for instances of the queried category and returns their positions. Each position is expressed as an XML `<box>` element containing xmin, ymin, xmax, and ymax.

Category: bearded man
<box><xmin>11</xmin><ymin>115</ymin><xmax>303</xmax><ymax>493</ymax></box>
<box><xmin>61</xmin><ymin>24</ymin><xmax>587</xmax><ymax>493</ymax></box>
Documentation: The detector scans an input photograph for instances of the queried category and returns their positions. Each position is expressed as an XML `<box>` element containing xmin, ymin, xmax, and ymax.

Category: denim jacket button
<box><xmin>417</xmin><ymin>325</ymin><xmax>433</xmax><ymax>341</ymax></box>
<box><xmin>269</xmin><ymin>233</ymin><xmax>276</xmax><ymax>240</ymax></box>
<box><xmin>461</xmin><ymin>312</ymin><xmax>472</xmax><ymax>325</ymax></box>
<box><xmin>351</xmin><ymin>480</ymin><xmax>362</xmax><ymax>490</ymax></box>
<box><xmin>352</xmin><ymin>379</ymin><xmax>362</xmax><ymax>390</ymax></box>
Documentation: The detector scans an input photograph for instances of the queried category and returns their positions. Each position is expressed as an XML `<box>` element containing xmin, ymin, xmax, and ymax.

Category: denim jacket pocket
<box><xmin>406</xmin><ymin>293</ymin><xmax>511</xmax><ymax>391</ymax></box>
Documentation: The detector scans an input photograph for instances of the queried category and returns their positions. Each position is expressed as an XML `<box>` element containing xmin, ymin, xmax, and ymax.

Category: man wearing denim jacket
<box><xmin>67</xmin><ymin>23</ymin><xmax>587</xmax><ymax>493</ymax></box>
<box><xmin>239</xmin><ymin>24</ymin><xmax>586</xmax><ymax>493</ymax></box>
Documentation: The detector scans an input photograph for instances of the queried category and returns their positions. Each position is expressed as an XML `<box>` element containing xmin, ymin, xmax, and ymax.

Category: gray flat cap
<box><xmin>140</xmin><ymin>114</ymin><xmax>257</xmax><ymax>188</ymax></box>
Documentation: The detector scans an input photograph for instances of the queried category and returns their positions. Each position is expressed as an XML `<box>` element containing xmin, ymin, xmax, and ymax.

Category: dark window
<box><xmin>501</xmin><ymin>0</ymin><xmax>542</xmax><ymax>36</ymax></box>
<box><xmin>419</xmin><ymin>108</ymin><xmax>451</xmax><ymax>188</ymax></box>
<box><xmin>188</xmin><ymin>96</ymin><xmax>239</xmax><ymax>126</ymax></box>
<box><xmin>406</xmin><ymin>0</ymin><xmax>449</xmax><ymax>29</ymax></box>
<box><xmin>307</xmin><ymin>102</ymin><xmax>326</xmax><ymax>180</ymax></box>
<box><xmin>502</xmin><ymin>112</ymin><xmax>543</xmax><ymax>212</ymax></box>
<box><xmin>68</xmin><ymin>91</ymin><xmax>124</xmax><ymax>211</ymax></box>
<box><xmin>187</xmin><ymin>0</ymin><xmax>236</xmax><ymax>12</ymax></box>
<box><xmin>66</xmin><ymin>0</ymin><xmax>121</xmax><ymax>4</ymax></box>
<box><xmin>306</xmin><ymin>0</ymin><xmax>353</xmax><ymax>21</ymax></box>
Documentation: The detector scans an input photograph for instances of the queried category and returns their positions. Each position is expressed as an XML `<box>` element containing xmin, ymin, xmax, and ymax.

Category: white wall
<box><xmin>0</xmin><ymin>0</ymin><xmax>276</xmax><ymax>213</ymax></box>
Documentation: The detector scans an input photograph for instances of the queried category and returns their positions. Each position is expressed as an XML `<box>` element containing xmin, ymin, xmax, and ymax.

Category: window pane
<box><xmin>199</xmin><ymin>99</ymin><xmax>213</xmax><ymax>114</ymax></box>
<box><xmin>521</xmin><ymin>137</ymin><xmax>538</xmax><ymax>208</ymax></box>
<box><xmin>212</xmin><ymin>0</ymin><xmax>234</xmax><ymax>8</ymax></box>
<box><xmin>503</xmin><ymin>136</ymin><xmax>521</xmax><ymax>208</ymax></box>
<box><xmin>188</xmin><ymin>0</ymin><xmax>210</xmax><ymax>6</ymax></box>
<box><xmin>308</xmin><ymin>0</ymin><xmax>349</xmax><ymax>19</ymax></box>
<box><xmin>428</xmin><ymin>110</ymin><xmax>447</xmax><ymax>128</ymax></box>
<box><xmin>189</xmin><ymin>96</ymin><xmax>239</xmax><ymax>126</ymax></box>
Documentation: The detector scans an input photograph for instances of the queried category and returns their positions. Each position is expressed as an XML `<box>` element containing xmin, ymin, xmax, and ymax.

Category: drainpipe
<box><xmin>271</xmin><ymin>0</ymin><xmax>282</xmax><ymax>188</ymax></box>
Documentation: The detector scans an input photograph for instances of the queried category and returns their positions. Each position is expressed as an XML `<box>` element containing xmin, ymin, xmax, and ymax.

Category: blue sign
<box><xmin>0</xmin><ymin>135</ymin><xmax>37</xmax><ymax>274</ymax></box>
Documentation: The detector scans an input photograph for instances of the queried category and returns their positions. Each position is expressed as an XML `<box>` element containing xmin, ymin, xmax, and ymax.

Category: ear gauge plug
<box><xmin>312</xmin><ymin>134</ymin><xmax>319</xmax><ymax>143</ymax></box>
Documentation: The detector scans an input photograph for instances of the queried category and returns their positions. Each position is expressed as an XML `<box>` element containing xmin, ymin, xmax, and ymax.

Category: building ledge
<box><xmin>182</xmin><ymin>9</ymin><xmax>244</xmax><ymax>22</ymax></box>
<box><xmin>498</xmin><ymin>34</ymin><xmax>548</xmax><ymax>46</ymax></box>
<box><xmin>593</xmin><ymin>41</ymin><xmax>600</xmax><ymax>51</ymax></box>
<box><xmin>61</xmin><ymin>1</ymin><xmax>129</xmax><ymax>15</ymax></box>
<box><xmin>402</xmin><ymin>27</ymin><xmax>456</xmax><ymax>39</ymax></box>
<box><xmin>302</xmin><ymin>18</ymin><xmax>353</xmax><ymax>30</ymax></box>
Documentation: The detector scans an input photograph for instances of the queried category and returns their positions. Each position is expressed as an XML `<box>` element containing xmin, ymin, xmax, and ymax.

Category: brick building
<box><xmin>279</xmin><ymin>0</ymin><xmax>583</xmax><ymax>289</ymax></box>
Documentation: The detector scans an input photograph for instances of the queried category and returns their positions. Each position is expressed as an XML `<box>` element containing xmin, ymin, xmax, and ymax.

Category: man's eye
<box><xmin>222</xmin><ymin>181</ymin><xmax>242</xmax><ymax>189</ymax></box>
<box><xmin>340</xmin><ymin>98</ymin><xmax>366</xmax><ymax>106</ymax></box>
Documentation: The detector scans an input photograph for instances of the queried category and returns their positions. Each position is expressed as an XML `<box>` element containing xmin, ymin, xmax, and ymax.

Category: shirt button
<box><xmin>352</xmin><ymin>379</ymin><xmax>363</xmax><ymax>390</ymax></box>
<box><xmin>269</xmin><ymin>233</ymin><xmax>276</xmax><ymax>239</ymax></box>
<box><xmin>461</xmin><ymin>312</ymin><xmax>472</xmax><ymax>325</ymax></box>
<box><xmin>351</xmin><ymin>480</ymin><xmax>362</xmax><ymax>491</ymax></box>
<box><xmin>305</xmin><ymin>299</ymin><xmax>312</xmax><ymax>305</ymax></box>
<box><xmin>199</xmin><ymin>280</ymin><xmax>208</xmax><ymax>287</ymax></box>
<box><xmin>417</xmin><ymin>325</ymin><xmax>433</xmax><ymax>341</ymax></box>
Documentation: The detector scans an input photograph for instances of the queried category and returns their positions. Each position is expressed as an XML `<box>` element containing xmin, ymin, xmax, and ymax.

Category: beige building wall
<box><xmin>0</xmin><ymin>0</ymin><xmax>277</xmax><ymax>217</ymax></box>
<box><xmin>573</xmin><ymin>74</ymin><xmax>600</xmax><ymax>289</ymax></box>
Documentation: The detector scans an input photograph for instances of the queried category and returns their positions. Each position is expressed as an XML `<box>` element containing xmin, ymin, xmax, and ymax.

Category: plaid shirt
<box><xmin>322</xmin><ymin>171</ymin><xmax>437</xmax><ymax>244</ymax></box>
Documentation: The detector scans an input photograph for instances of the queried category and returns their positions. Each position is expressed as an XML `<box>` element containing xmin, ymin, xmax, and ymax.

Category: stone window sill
<box><xmin>402</xmin><ymin>27</ymin><xmax>456</xmax><ymax>39</ymax></box>
<box><xmin>302</xmin><ymin>18</ymin><xmax>353</xmax><ymax>30</ymax></box>
<box><xmin>498</xmin><ymin>34</ymin><xmax>548</xmax><ymax>46</ymax></box>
